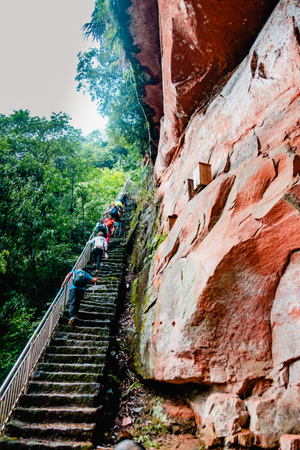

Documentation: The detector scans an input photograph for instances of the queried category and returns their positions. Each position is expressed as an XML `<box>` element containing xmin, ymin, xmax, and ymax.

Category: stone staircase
<box><xmin>0</xmin><ymin>204</ymin><xmax>134</xmax><ymax>449</ymax></box>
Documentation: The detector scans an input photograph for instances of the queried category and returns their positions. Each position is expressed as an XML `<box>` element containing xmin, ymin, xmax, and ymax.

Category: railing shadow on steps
<box><xmin>0</xmin><ymin>176</ymin><xmax>131</xmax><ymax>435</ymax></box>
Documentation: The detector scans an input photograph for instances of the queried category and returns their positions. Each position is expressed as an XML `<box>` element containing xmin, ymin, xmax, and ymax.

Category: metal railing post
<box><xmin>24</xmin><ymin>342</ymin><xmax>33</xmax><ymax>394</ymax></box>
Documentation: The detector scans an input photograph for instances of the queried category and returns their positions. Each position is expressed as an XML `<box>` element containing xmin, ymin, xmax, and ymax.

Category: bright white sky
<box><xmin>0</xmin><ymin>0</ymin><xmax>107</xmax><ymax>135</ymax></box>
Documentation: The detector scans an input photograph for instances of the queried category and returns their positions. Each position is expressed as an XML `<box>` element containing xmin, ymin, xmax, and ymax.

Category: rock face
<box><xmin>117</xmin><ymin>0</ymin><xmax>278</xmax><ymax>161</ymax></box>
<box><xmin>157</xmin><ymin>0</ymin><xmax>279</xmax><ymax>173</ymax></box>
<box><xmin>129</xmin><ymin>0</ymin><xmax>300</xmax><ymax>447</ymax></box>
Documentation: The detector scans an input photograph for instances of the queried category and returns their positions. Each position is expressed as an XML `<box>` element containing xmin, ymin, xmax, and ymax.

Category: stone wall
<box><xmin>128</xmin><ymin>0</ymin><xmax>300</xmax><ymax>447</ymax></box>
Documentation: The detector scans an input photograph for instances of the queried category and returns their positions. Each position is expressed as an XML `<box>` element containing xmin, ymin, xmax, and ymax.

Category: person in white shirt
<box><xmin>89</xmin><ymin>232</ymin><xmax>108</xmax><ymax>274</ymax></box>
<box><xmin>114</xmin><ymin>440</ymin><xmax>146</xmax><ymax>449</ymax></box>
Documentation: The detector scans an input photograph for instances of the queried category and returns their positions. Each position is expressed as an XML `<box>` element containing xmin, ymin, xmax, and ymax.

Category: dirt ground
<box><xmin>96</xmin><ymin>259</ymin><xmax>202</xmax><ymax>450</ymax></box>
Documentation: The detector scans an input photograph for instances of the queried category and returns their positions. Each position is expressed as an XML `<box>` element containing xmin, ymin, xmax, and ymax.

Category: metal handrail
<box><xmin>0</xmin><ymin>176</ymin><xmax>130</xmax><ymax>434</ymax></box>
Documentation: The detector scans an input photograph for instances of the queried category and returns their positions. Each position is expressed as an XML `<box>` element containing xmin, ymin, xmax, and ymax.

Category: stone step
<box><xmin>19</xmin><ymin>393</ymin><xmax>96</xmax><ymax>408</ymax></box>
<box><xmin>75</xmin><ymin>310</ymin><xmax>116</xmax><ymax>321</ymax></box>
<box><xmin>91</xmin><ymin>267</ymin><xmax>124</xmax><ymax>274</ymax></box>
<box><xmin>42</xmin><ymin>353</ymin><xmax>106</xmax><ymax>365</ymax></box>
<box><xmin>93</xmin><ymin>273</ymin><xmax>123</xmax><ymax>280</ymax></box>
<box><xmin>35</xmin><ymin>363</ymin><xmax>104</xmax><ymax>375</ymax></box>
<box><xmin>66</xmin><ymin>307</ymin><xmax>116</xmax><ymax>317</ymax></box>
<box><xmin>93</xmin><ymin>274</ymin><xmax>123</xmax><ymax>281</ymax></box>
<box><xmin>53</xmin><ymin>329</ymin><xmax>110</xmax><ymax>340</ymax></box>
<box><xmin>32</xmin><ymin>371</ymin><xmax>99</xmax><ymax>383</ymax></box>
<box><xmin>96</xmin><ymin>260</ymin><xmax>125</xmax><ymax>265</ymax></box>
<box><xmin>86</xmin><ymin>285</ymin><xmax>119</xmax><ymax>293</ymax></box>
<box><xmin>100</xmin><ymin>255</ymin><xmax>125</xmax><ymax>260</ymax></box>
<box><xmin>0</xmin><ymin>436</ymin><xmax>93</xmax><ymax>449</ymax></box>
<box><xmin>56</xmin><ymin>325</ymin><xmax>110</xmax><ymax>335</ymax></box>
<box><xmin>97</xmin><ymin>260</ymin><xmax>125</xmax><ymax>265</ymax></box>
<box><xmin>83</xmin><ymin>289</ymin><xmax>119</xmax><ymax>297</ymax></box>
<box><xmin>95</xmin><ymin>278</ymin><xmax>120</xmax><ymax>285</ymax></box>
<box><xmin>82</xmin><ymin>295</ymin><xmax>117</xmax><ymax>304</ymax></box>
<box><xmin>96</xmin><ymin>251</ymin><xmax>125</xmax><ymax>257</ymax></box>
<box><xmin>27</xmin><ymin>381</ymin><xmax>101</xmax><ymax>395</ymax></box>
<box><xmin>77</xmin><ymin>308</ymin><xmax>116</xmax><ymax>317</ymax></box>
<box><xmin>5</xmin><ymin>420</ymin><xmax>95</xmax><ymax>442</ymax></box>
<box><xmin>78</xmin><ymin>304</ymin><xmax>116</xmax><ymax>314</ymax></box>
<box><xmin>45</xmin><ymin>346</ymin><xmax>108</xmax><ymax>356</ymax></box>
<box><xmin>95</xmin><ymin>257</ymin><xmax>125</xmax><ymax>262</ymax></box>
<box><xmin>50</xmin><ymin>338</ymin><xmax>108</xmax><ymax>348</ymax></box>
<box><xmin>13</xmin><ymin>406</ymin><xmax>98</xmax><ymax>424</ymax></box>
<box><xmin>80</xmin><ymin>297</ymin><xmax>117</xmax><ymax>305</ymax></box>
<box><xmin>59</xmin><ymin>317</ymin><xmax>114</xmax><ymax>329</ymax></box>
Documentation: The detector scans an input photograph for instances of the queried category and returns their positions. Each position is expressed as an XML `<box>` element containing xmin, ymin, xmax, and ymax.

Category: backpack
<box><xmin>120</xmin><ymin>193</ymin><xmax>128</xmax><ymax>204</ymax></box>
<box><xmin>73</xmin><ymin>270</ymin><xmax>88</xmax><ymax>288</ymax></box>
<box><xmin>95</xmin><ymin>236</ymin><xmax>105</xmax><ymax>250</ymax></box>
<box><xmin>96</xmin><ymin>222</ymin><xmax>108</xmax><ymax>237</ymax></box>
<box><xmin>110</xmin><ymin>207</ymin><xmax>119</xmax><ymax>216</ymax></box>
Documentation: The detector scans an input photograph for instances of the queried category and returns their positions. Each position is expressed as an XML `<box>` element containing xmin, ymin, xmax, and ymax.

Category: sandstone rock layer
<box><xmin>132</xmin><ymin>0</ymin><xmax>300</xmax><ymax>447</ymax></box>
<box><xmin>156</xmin><ymin>0</ymin><xmax>279</xmax><ymax>175</ymax></box>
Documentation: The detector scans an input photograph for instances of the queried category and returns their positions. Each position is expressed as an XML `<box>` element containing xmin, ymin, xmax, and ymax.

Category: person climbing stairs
<box><xmin>0</xmin><ymin>202</ymin><xmax>135</xmax><ymax>449</ymax></box>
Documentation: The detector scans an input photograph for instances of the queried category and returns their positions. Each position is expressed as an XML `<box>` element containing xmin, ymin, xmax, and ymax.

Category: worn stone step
<box><xmin>42</xmin><ymin>353</ymin><xmax>106</xmax><ymax>365</ymax></box>
<box><xmin>86</xmin><ymin>286</ymin><xmax>119</xmax><ymax>294</ymax></box>
<box><xmin>45</xmin><ymin>346</ymin><xmax>107</xmax><ymax>356</ymax></box>
<box><xmin>32</xmin><ymin>371</ymin><xmax>99</xmax><ymax>383</ymax></box>
<box><xmin>98</xmin><ymin>259</ymin><xmax>125</xmax><ymax>264</ymax></box>
<box><xmin>95</xmin><ymin>265</ymin><xmax>124</xmax><ymax>271</ymax></box>
<box><xmin>100</xmin><ymin>262</ymin><xmax>125</xmax><ymax>267</ymax></box>
<box><xmin>80</xmin><ymin>303</ymin><xmax>116</xmax><ymax>312</ymax></box>
<box><xmin>94</xmin><ymin>259</ymin><xmax>125</xmax><ymax>264</ymax></box>
<box><xmin>82</xmin><ymin>295</ymin><xmax>118</xmax><ymax>304</ymax></box>
<box><xmin>74</xmin><ymin>318</ymin><xmax>114</xmax><ymax>328</ymax></box>
<box><xmin>101</xmin><ymin>255</ymin><xmax>125</xmax><ymax>260</ymax></box>
<box><xmin>87</xmin><ymin>278</ymin><xmax>120</xmax><ymax>285</ymax></box>
<box><xmin>63</xmin><ymin>309</ymin><xmax>116</xmax><ymax>320</ymax></box>
<box><xmin>79</xmin><ymin>304</ymin><xmax>116</xmax><ymax>314</ymax></box>
<box><xmin>54</xmin><ymin>329</ymin><xmax>109</xmax><ymax>340</ymax></box>
<box><xmin>95</xmin><ymin>256</ymin><xmax>125</xmax><ymax>261</ymax></box>
<box><xmin>60</xmin><ymin>317</ymin><xmax>114</xmax><ymax>329</ymax></box>
<box><xmin>0</xmin><ymin>436</ymin><xmax>93</xmax><ymax>449</ymax></box>
<box><xmin>56</xmin><ymin>324</ymin><xmax>110</xmax><ymax>335</ymax></box>
<box><xmin>13</xmin><ymin>406</ymin><xmax>98</xmax><ymax>424</ymax></box>
<box><xmin>93</xmin><ymin>274</ymin><xmax>123</xmax><ymax>280</ymax></box>
<box><xmin>89</xmin><ymin>281</ymin><xmax>120</xmax><ymax>288</ymax></box>
<box><xmin>50</xmin><ymin>338</ymin><xmax>108</xmax><ymax>348</ymax></box>
<box><xmin>83</xmin><ymin>291</ymin><xmax>118</xmax><ymax>298</ymax></box>
<box><xmin>96</xmin><ymin>262</ymin><xmax>125</xmax><ymax>267</ymax></box>
<box><xmin>27</xmin><ymin>381</ymin><xmax>100</xmax><ymax>395</ymax></box>
<box><xmin>75</xmin><ymin>310</ymin><xmax>115</xmax><ymax>321</ymax></box>
<box><xmin>35</xmin><ymin>363</ymin><xmax>104</xmax><ymax>375</ymax></box>
<box><xmin>19</xmin><ymin>393</ymin><xmax>96</xmax><ymax>408</ymax></box>
<box><xmin>93</xmin><ymin>274</ymin><xmax>123</xmax><ymax>281</ymax></box>
<box><xmin>6</xmin><ymin>420</ymin><xmax>95</xmax><ymax>441</ymax></box>
<box><xmin>59</xmin><ymin>317</ymin><xmax>112</xmax><ymax>329</ymax></box>
<box><xmin>80</xmin><ymin>299</ymin><xmax>117</xmax><ymax>308</ymax></box>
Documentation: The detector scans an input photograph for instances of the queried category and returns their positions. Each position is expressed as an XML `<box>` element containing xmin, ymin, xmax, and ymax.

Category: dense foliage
<box><xmin>0</xmin><ymin>110</ymin><xmax>131</xmax><ymax>384</ymax></box>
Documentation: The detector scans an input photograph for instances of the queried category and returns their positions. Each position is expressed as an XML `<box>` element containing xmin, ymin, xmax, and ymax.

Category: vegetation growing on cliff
<box><xmin>76</xmin><ymin>0</ymin><xmax>149</xmax><ymax>160</ymax></box>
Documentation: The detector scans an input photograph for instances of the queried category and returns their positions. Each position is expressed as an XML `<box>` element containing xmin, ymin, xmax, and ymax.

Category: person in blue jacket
<box><xmin>61</xmin><ymin>267</ymin><xmax>98</xmax><ymax>325</ymax></box>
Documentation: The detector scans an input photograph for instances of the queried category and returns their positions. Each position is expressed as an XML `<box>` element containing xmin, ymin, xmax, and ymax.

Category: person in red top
<box><xmin>104</xmin><ymin>215</ymin><xmax>115</xmax><ymax>243</ymax></box>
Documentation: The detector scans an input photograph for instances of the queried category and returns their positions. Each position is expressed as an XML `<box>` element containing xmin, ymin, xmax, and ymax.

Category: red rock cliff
<box><xmin>126</xmin><ymin>0</ymin><xmax>300</xmax><ymax>447</ymax></box>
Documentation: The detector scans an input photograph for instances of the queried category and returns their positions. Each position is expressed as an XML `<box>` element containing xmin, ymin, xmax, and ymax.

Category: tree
<box><xmin>0</xmin><ymin>110</ymin><xmax>127</xmax><ymax>384</ymax></box>
<box><xmin>76</xmin><ymin>1</ymin><xmax>149</xmax><ymax>161</ymax></box>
